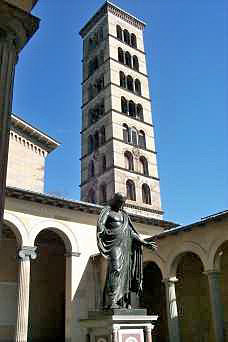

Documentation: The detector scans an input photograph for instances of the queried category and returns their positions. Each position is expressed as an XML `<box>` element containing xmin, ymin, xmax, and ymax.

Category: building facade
<box><xmin>80</xmin><ymin>2</ymin><xmax>163</xmax><ymax>219</ymax></box>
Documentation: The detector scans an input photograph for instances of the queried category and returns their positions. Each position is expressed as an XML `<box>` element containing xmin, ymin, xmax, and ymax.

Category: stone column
<box><xmin>112</xmin><ymin>325</ymin><xmax>119</xmax><ymax>342</ymax></box>
<box><xmin>15</xmin><ymin>246</ymin><xmax>37</xmax><ymax>342</ymax></box>
<box><xmin>205</xmin><ymin>270</ymin><xmax>224</xmax><ymax>342</ymax></box>
<box><xmin>144</xmin><ymin>325</ymin><xmax>152</xmax><ymax>342</ymax></box>
<box><xmin>163</xmin><ymin>277</ymin><xmax>181</xmax><ymax>342</ymax></box>
<box><xmin>0</xmin><ymin>1</ymin><xmax>40</xmax><ymax>234</ymax></box>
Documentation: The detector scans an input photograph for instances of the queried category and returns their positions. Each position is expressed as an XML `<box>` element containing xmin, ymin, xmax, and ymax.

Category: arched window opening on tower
<box><xmin>135</xmin><ymin>79</ymin><xmax>141</xmax><ymax>96</ymax></box>
<box><xmin>88</xmin><ymin>135</ymin><xmax>94</xmax><ymax>154</ymax></box>
<box><xmin>99</xmin><ymin>26</ymin><xmax>104</xmax><ymax>42</ymax></box>
<box><xmin>94</xmin><ymin>74</ymin><xmax>104</xmax><ymax>95</ymax></box>
<box><xmin>100</xmin><ymin>183</ymin><xmax>107</xmax><ymax>203</ymax></box>
<box><xmin>88</xmin><ymin>109</ymin><xmax>94</xmax><ymax>125</ymax></box>
<box><xmin>100</xmin><ymin>183</ymin><xmax>107</xmax><ymax>204</ymax></box>
<box><xmin>126</xmin><ymin>180</ymin><xmax>136</xmax><ymax>201</ymax></box>
<box><xmin>133</xmin><ymin>55</ymin><xmax>139</xmax><ymax>71</ymax></box>
<box><xmin>123</xmin><ymin>29</ymin><xmax>130</xmax><ymax>45</ymax></box>
<box><xmin>118</xmin><ymin>48</ymin><xmax>124</xmax><ymax>64</ymax></box>
<box><xmin>137</xmin><ymin>104</ymin><xmax>143</xmax><ymax>121</ymax></box>
<box><xmin>88</xmin><ymin>188</ymin><xmax>96</xmax><ymax>204</ymax></box>
<box><xmin>127</xmin><ymin>75</ymin><xmax>134</xmax><ymax>92</ymax></box>
<box><xmin>120</xmin><ymin>71</ymin><xmax>126</xmax><ymax>88</ymax></box>
<box><xmin>131</xmin><ymin>33</ymin><xmax>137</xmax><ymax>48</ymax></box>
<box><xmin>116</xmin><ymin>25</ymin><xmax>122</xmax><ymax>40</ymax></box>
<box><xmin>123</xmin><ymin>124</ymin><xmax>130</xmax><ymax>143</ymax></box>
<box><xmin>88</xmin><ymin>160</ymin><xmax>95</xmax><ymax>178</ymax></box>
<box><xmin>101</xmin><ymin>154</ymin><xmax>107</xmax><ymax>173</ymax></box>
<box><xmin>100</xmin><ymin>126</ymin><xmax>106</xmax><ymax>145</ymax></box>
<box><xmin>138</xmin><ymin>130</ymin><xmax>146</xmax><ymax>149</ymax></box>
<box><xmin>129</xmin><ymin>100</ymin><xmax>136</xmax><ymax>117</ymax></box>
<box><xmin>140</xmin><ymin>156</ymin><xmax>149</xmax><ymax>176</ymax></box>
<box><xmin>124</xmin><ymin>151</ymin><xmax>134</xmax><ymax>171</ymax></box>
<box><xmin>125</xmin><ymin>52</ymin><xmax>132</xmax><ymax>68</ymax></box>
<box><xmin>88</xmin><ymin>84</ymin><xmax>93</xmax><ymax>100</ymax></box>
<box><xmin>142</xmin><ymin>184</ymin><xmax>151</xmax><ymax>204</ymax></box>
<box><xmin>131</xmin><ymin>127</ymin><xmax>138</xmax><ymax>146</ymax></box>
<box><xmin>99</xmin><ymin>50</ymin><xmax>104</xmax><ymax>64</ymax></box>
<box><xmin>94</xmin><ymin>131</ymin><xmax>99</xmax><ymax>150</ymax></box>
<box><xmin>121</xmin><ymin>97</ymin><xmax>128</xmax><ymax>114</ymax></box>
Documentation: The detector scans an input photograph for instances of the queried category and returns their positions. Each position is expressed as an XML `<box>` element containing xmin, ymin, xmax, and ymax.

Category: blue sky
<box><xmin>12</xmin><ymin>0</ymin><xmax>227</xmax><ymax>225</ymax></box>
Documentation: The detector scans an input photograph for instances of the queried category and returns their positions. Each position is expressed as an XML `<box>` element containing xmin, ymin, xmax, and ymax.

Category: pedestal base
<box><xmin>80</xmin><ymin>309</ymin><xmax>158</xmax><ymax>342</ymax></box>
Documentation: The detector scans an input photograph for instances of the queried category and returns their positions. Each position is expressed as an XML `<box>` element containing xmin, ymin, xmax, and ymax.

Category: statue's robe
<box><xmin>97</xmin><ymin>206</ymin><xmax>143</xmax><ymax>306</ymax></box>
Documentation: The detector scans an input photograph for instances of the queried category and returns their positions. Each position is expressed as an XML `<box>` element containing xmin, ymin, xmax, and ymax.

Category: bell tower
<box><xmin>80</xmin><ymin>1</ymin><xmax>163</xmax><ymax>219</ymax></box>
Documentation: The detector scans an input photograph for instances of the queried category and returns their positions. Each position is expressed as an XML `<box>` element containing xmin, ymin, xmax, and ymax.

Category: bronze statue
<box><xmin>97</xmin><ymin>193</ymin><xmax>157</xmax><ymax>309</ymax></box>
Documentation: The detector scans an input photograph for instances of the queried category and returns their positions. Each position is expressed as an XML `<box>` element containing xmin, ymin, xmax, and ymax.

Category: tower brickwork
<box><xmin>80</xmin><ymin>2</ymin><xmax>163</xmax><ymax>219</ymax></box>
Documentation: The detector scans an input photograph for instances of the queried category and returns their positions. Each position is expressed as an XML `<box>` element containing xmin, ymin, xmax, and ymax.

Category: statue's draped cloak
<box><xmin>97</xmin><ymin>206</ymin><xmax>143</xmax><ymax>305</ymax></box>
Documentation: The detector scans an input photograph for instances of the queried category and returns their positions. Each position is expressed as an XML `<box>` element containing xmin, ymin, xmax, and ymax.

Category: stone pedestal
<box><xmin>80</xmin><ymin>309</ymin><xmax>158</xmax><ymax>342</ymax></box>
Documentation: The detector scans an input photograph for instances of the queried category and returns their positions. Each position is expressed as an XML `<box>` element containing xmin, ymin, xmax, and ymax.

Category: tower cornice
<box><xmin>79</xmin><ymin>1</ymin><xmax>146</xmax><ymax>38</ymax></box>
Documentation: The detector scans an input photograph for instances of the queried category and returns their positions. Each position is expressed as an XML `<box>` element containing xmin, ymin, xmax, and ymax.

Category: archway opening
<box><xmin>29</xmin><ymin>229</ymin><xmax>66</xmax><ymax>341</ymax></box>
<box><xmin>176</xmin><ymin>252</ymin><xmax>213</xmax><ymax>341</ymax></box>
<box><xmin>140</xmin><ymin>262</ymin><xmax>168</xmax><ymax>342</ymax></box>
<box><xmin>0</xmin><ymin>223</ymin><xmax>19</xmax><ymax>341</ymax></box>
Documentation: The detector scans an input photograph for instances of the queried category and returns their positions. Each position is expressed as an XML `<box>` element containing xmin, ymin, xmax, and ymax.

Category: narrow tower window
<box><xmin>127</xmin><ymin>75</ymin><xmax>134</xmax><ymax>92</ymax></box>
<box><xmin>131</xmin><ymin>127</ymin><xmax>138</xmax><ymax>146</ymax></box>
<box><xmin>133</xmin><ymin>55</ymin><xmax>139</xmax><ymax>71</ymax></box>
<box><xmin>135</xmin><ymin>79</ymin><xmax>141</xmax><ymax>95</ymax></box>
<box><xmin>137</xmin><ymin>104</ymin><xmax>143</xmax><ymax>121</ymax></box>
<box><xmin>124</xmin><ymin>151</ymin><xmax>134</xmax><ymax>171</ymax></box>
<box><xmin>123</xmin><ymin>124</ymin><xmax>130</xmax><ymax>143</ymax></box>
<box><xmin>88</xmin><ymin>135</ymin><xmax>94</xmax><ymax>154</ymax></box>
<box><xmin>100</xmin><ymin>126</ymin><xmax>106</xmax><ymax>145</ymax></box>
<box><xmin>94</xmin><ymin>131</ymin><xmax>99</xmax><ymax>150</ymax></box>
<box><xmin>121</xmin><ymin>97</ymin><xmax>128</xmax><ymax>113</ymax></box>
<box><xmin>100</xmin><ymin>183</ymin><xmax>107</xmax><ymax>204</ymax></box>
<box><xmin>88</xmin><ymin>160</ymin><xmax>95</xmax><ymax>177</ymax></box>
<box><xmin>101</xmin><ymin>154</ymin><xmax>107</xmax><ymax>173</ymax></box>
<box><xmin>138</xmin><ymin>130</ymin><xmax>146</xmax><ymax>149</ymax></box>
<box><xmin>120</xmin><ymin>71</ymin><xmax>126</xmax><ymax>88</ymax></box>
<box><xmin>126</xmin><ymin>180</ymin><xmax>136</xmax><ymax>201</ymax></box>
<box><xmin>124</xmin><ymin>29</ymin><xmax>130</xmax><ymax>45</ymax></box>
<box><xmin>125</xmin><ymin>52</ymin><xmax>132</xmax><ymax>68</ymax></box>
<box><xmin>131</xmin><ymin>33</ymin><xmax>137</xmax><ymax>48</ymax></box>
<box><xmin>116</xmin><ymin>25</ymin><xmax>122</xmax><ymax>40</ymax></box>
<box><xmin>140</xmin><ymin>156</ymin><xmax>149</xmax><ymax>176</ymax></box>
<box><xmin>129</xmin><ymin>101</ymin><xmax>136</xmax><ymax>117</ymax></box>
<box><xmin>142</xmin><ymin>184</ymin><xmax>151</xmax><ymax>204</ymax></box>
<box><xmin>88</xmin><ymin>189</ymin><xmax>96</xmax><ymax>203</ymax></box>
<box><xmin>118</xmin><ymin>48</ymin><xmax>124</xmax><ymax>64</ymax></box>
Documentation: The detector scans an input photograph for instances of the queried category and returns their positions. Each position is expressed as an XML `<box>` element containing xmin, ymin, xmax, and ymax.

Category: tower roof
<box><xmin>79</xmin><ymin>1</ymin><xmax>146</xmax><ymax>38</ymax></box>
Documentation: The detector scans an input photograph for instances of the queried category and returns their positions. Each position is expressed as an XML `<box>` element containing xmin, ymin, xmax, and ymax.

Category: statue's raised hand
<box><xmin>143</xmin><ymin>239</ymin><xmax>158</xmax><ymax>250</ymax></box>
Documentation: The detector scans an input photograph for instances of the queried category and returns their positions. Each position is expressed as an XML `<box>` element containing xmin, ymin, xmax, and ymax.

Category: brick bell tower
<box><xmin>79</xmin><ymin>1</ymin><xmax>163</xmax><ymax>219</ymax></box>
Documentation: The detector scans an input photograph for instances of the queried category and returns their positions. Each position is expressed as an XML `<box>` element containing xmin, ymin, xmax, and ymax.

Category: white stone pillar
<box><xmin>15</xmin><ymin>246</ymin><xmax>37</xmax><ymax>342</ymax></box>
<box><xmin>205</xmin><ymin>270</ymin><xmax>224</xmax><ymax>342</ymax></box>
<box><xmin>144</xmin><ymin>325</ymin><xmax>152</xmax><ymax>342</ymax></box>
<box><xmin>163</xmin><ymin>277</ymin><xmax>181</xmax><ymax>342</ymax></box>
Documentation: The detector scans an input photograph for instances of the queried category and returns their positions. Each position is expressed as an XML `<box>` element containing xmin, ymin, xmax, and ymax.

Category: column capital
<box><xmin>65</xmin><ymin>252</ymin><xmax>81</xmax><ymax>258</ymax></box>
<box><xmin>0</xmin><ymin>0</ymin><xmax>40</xmax><ymax>53</ymax></box>
<box><xmin>163</xmin><ymin>276</ymin><xmax>179</xmax><ymax>284</ymax></box>
<box><xmin>204</xmin><ymin>269</ymin><xmax>221</xmax><ymax>277</ymax></box>
<box><xmin>18</xmin><ymin>246</ymin><xmax>37</xmax><ymax>261</ymax></box>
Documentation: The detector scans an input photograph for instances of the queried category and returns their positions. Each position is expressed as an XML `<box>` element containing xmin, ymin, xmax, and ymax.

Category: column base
<box><xmin>80</xmin><ymin>309</ymin><xmax>158</xmax><ymax>342</ymax></box>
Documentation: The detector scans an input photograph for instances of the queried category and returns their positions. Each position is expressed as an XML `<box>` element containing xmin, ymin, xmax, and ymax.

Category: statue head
<box><xmin>110</xmin><ymin>192</ymin><xmax>126</xmax><ymax>211</ymax></box>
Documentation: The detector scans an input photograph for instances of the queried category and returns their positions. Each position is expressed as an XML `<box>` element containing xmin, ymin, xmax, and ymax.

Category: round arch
<box><xmin>3</xmin><ymin>211</ymin><xmax>29</xmax><ymax>247</ymax></box>
<box><xmin>208</xmin><ymin>233</ymin><xmax>228</xmax><ymax>271</ymax></box>
<box><xmin>143</xmin><ymin>252</ymin><xmax>166</xmax><ymax>279</ymax></box>
<box><xmin>29</xmin><ymin>219</ymin><xmax>80</xmax><ymax>254</ymax></box>
<box><xmin>166</xmin><ymin>241</ymin><xmax>207</xmax><ymax>278</ymax></box>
